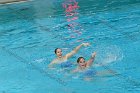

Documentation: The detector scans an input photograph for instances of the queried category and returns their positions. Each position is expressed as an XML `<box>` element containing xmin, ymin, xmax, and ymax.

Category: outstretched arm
<box><xmin>86</xmin><ymin>52</ymin><xmax>96</xmax><ymax>67</ymax></box>
<box><xmin>65</xmin><ymin>43</ymin><xmax>90</xmax><ymax>59</ymax></box>
<box><xmin>48</xmin><ymin>59</ymin><xmax>57</xmax><ymax>68</ymax></box>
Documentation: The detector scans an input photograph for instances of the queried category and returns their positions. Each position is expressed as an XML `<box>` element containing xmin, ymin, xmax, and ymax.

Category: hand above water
<box><xmin>82</xmin><ymin>43</ymin><xmax>90</xmax><ymax>47</ymax></box>
<box><xmin>91</xmin><ymin>52</ymin><xmax>96</xmax><ymax>58</ymax></box>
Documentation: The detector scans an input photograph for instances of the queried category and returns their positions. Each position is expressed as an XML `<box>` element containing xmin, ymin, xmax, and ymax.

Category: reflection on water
<box><xmin>62</xmin><ymin>0</ymin><xmax>85</xmax><ymax>43</ymax></box>
<box><xmin>62</xmin><ymin>0</ymin><xmax>79</xmax><ymax>18</ymax></box>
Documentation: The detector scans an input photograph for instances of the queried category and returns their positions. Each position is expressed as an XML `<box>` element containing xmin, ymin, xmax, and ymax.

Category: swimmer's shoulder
<box><xmin>72</xmin><ymin>67</ymin><xmax>80</xmax><ymax>73</ymax></box>
<box><xmin>85</xmin><ymin>62</ymin><xmax>90</xmax><ymax>68</ymax></box>
<box><xmin>63</xmin><ymin>55</ymin><xmax>69</xmax><ymax>60</ymax></box>
<box><xmin>48</xmin><ymin>59</ymin><xmax>58</xmax><ymax>68</ymax></box>
<box><xmin>52</xmin><ymin>59</ymin><xmax>58</xmax><ymax>63</ymax></box>
<box><xmin>52</xmin><ymin>57</ymin><xmax>67</xmax><ymax>64</ymax></box>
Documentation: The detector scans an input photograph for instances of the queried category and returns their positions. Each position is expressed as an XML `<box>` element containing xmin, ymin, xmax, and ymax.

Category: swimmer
<box><xmin>73</xmin><ymin>52</ymin><xmax>117</xmax><ymax>80</ymax></box>
<box><xmin>73</xmin><ymin>52</ymin><xmax>96</xmax><ymax>72</ymax></box>
<box><xmin>48</xmin><ymin>43</ymin><xmax>90</xmax><ymax>67</ymax></box>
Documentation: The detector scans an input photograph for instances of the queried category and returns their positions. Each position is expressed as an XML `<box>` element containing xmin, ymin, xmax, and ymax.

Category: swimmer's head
<box><xmin>77</xmin><ymin>57</ymin><xmax>86</xmax><ymax>68</ymax></box>
<box><xmin>55</xmin><ymin>48</ymin><xmax>62</xmax><ymax>58</ymax></box>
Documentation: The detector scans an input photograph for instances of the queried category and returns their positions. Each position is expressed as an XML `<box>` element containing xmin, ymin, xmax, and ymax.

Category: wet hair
<box><xmin>54</xmin><ymin>48</ymin><xmax>59</xmax><ymax>54</ymax></box>
<box><xmin>77</xmin><ymin>57</ymin><xmax>85</xmax><ymax>63</ymax></box>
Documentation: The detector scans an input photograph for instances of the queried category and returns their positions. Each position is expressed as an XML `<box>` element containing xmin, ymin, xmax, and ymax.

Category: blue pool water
<box><xmin>0</xmin><ymin>0</ymin><xmax>140</xmax><ymax>93</ymax></box>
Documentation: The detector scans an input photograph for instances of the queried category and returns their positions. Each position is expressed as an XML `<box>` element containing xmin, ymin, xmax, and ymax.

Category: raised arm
<box><xmin>86</xmin><ymin>52</ymin><xmax>96</xmax><ymax>67</ymax></box>
<box><xmin>65</xmin><ymin>43</ymin><xmax>90</xmax><ymax>59</ymax></box>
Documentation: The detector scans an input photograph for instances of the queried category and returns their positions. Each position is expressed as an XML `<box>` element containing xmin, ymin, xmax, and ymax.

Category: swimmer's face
<box><xmin>78</xmin><ymin>58</ymin><xmax>86</xmax><ymax>68</ymax></box>
<box><xmin>56</xmin><ymin>49</ymin><xmax>62</xmax><ymax>57</ymax></box>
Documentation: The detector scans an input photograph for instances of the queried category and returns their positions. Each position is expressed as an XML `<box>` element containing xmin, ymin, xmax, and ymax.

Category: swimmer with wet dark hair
<box><xmin>73</xmin><ymin>52</ymin><xmax>116</xmax><ymax>80</ymax></box>
<box><xmin>48</xmin><ymin>43</ymin><xmax>90</xmax><ymax>67</ymax></box>
<box><xmin>73</xmin><ymin>52</ymin><xmax>96</xmax><ymax>72</ymax></box>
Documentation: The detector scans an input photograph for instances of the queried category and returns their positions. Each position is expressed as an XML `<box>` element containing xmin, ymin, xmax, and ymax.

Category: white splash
<box><xmin>94</xmin><ymin>45</ymin><xmax>123</xmax><ymax>67</ymax></box>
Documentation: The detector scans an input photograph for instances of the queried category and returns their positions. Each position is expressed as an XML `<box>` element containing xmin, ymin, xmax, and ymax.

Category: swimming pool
<box><xmin>0</xmin><ymin>0</ymin><xmax>140</xmax><ymax>93</ymax></box>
